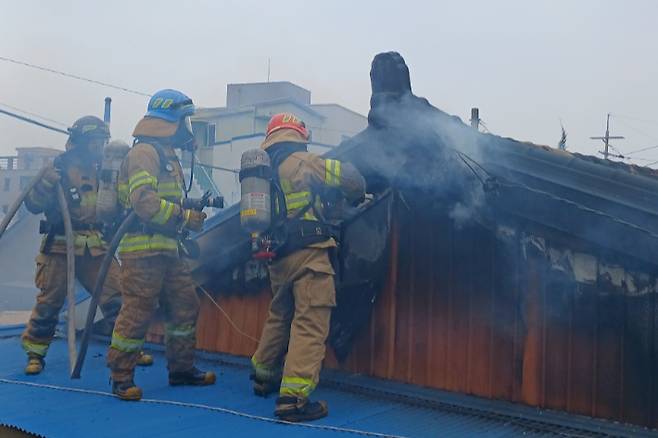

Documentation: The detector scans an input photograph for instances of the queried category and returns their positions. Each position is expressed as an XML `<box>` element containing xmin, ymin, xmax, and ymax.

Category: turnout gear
<box><xmin>21</xmin><ymin>117</ymin><xmax>152</xmax><ymax>372</ymax></box>
<box><xmin>21</xmin><ymin>253</ymin><xmax>122</xmax><ymax>359</ymax></box>
<box><xmin>169</xmin><ymin>367</ymin><xmax>216</xmax><ymax>386</ymax></box>
<box><xmin>108</xmin><ymin>96</ymin><xmax>212</xmax><ymax>394</ymax></box>
<box><xmin>250</xmin><ymin>114</ymin><xmax>365</xmax><ymax>419</ymax></box>
<box><xmin>108</xmin><ymin>256</ymin><xmax>201</xmax><ymax>383</ymax></box>
<box><xmin>112</xmin><ymin>379</ymin><xmax>143</xmax><ymax>401</ymax></box>
<box><xmin>116</xmin><ymin>118</ymin><xmax>199</xmax><ymax>258</ymax></box>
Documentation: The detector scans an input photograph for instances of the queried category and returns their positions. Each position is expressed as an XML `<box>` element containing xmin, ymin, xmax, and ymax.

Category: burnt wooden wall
<box><xmin>148</xmin><ymin>201</ymin><xmax>658</xmax><ymax>429</ymax></box>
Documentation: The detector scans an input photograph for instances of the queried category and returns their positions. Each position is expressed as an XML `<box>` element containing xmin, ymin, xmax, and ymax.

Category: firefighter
<box><xmin>250</xmin><ymin>113</ymin><xmax>365</xmax><ymax>422</ymax></box>
<box><xmin>107</xmin><ymin>89</ymin><xmax>215</xmax><ymax>401</ymax></box>
<box><xmin>21</xmin><ymin>116</ymin><xmax>153</xmax><ymax>375</ymax></box>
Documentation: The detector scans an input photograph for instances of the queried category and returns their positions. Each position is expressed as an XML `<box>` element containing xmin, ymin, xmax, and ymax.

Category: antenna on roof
<box><xmin>558</xmin><ymin>120</ymin><xmax>567</xmax><ymax>151</ymax></box>
<box><xmin>590</xmin><ymin>113</ymin><xmax>624</xmax><ymax>160</ymax></box>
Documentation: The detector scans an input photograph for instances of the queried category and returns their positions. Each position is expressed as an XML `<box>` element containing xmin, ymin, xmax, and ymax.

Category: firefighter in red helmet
<box><xmin>250</xmin><ymin>113</ymin><xmax>365</xmax><ymax>422</ymax></box>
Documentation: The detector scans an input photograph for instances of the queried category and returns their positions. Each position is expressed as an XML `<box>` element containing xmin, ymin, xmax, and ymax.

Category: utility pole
<box><xmin>470</xmin><ymin>107</ymin><xmax>480</xmax><ymax>130</ymax></box>
<box><xmin>590</xmin><ymin>113</ymin><xmax>624</xmax><ymax>160</ymax></box>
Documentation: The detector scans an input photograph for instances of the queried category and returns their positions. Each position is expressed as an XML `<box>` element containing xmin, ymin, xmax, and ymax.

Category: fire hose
<box><xmin>55</xmin><ymin>183</ymin><xmax>77</xmax><ymax>375</ymax></box>
<box><xmin>71</xmin><ymin>211</ymin><xmax>137</xmax><ymax>379</ymax></box>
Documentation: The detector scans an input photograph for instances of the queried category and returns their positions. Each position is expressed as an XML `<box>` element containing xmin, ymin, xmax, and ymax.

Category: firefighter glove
<box><xmin>182</xmin><ymin>209</ymin><xmax>206</xmax><ymax>231</ymax></box>
<box><xmin>40</xmin><ymin>167</ymin><xmax>61</xmax><ymax>189</ymax></box>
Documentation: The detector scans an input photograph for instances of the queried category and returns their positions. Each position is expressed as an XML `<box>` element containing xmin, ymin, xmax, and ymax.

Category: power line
<box><xmin>624</xmin><ymin>144</ymin><xmax>658</xmax><ymax>155</ymax></box>
<box><xmin>0</xmin><ymin>101</ymin><xmax>68</xmax><ymax>127</ymax></box>
<box><xmin>0</xmin><ymin>55</ymin><xmax>151</xmax><ymax>97</ymax></box>
<box><xmin>611</xmin><ymin>113</ymin><xmax>658</xmax><ymax>126</ymax></box>
<box><xmin>0</xmin><ymin>107</ymin><xmax>69</xmax><ymax>135</ymax></box>
<box><xmin>611</xmin><ymin>117</ymin><xmax>658</xmax><ymax>145</ymax></box>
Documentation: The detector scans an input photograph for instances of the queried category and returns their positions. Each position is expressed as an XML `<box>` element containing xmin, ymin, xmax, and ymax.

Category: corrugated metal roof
<box><xmin>0</xmin><ymin>332</ymin><xmax>653</xmax><ymax>438</ymax></box>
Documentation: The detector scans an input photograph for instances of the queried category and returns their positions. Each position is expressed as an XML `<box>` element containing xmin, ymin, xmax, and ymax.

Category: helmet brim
<box><xmin>261</xmin><ymin>128</ymin><xmax>309</xmax><ymax>150</ymax></box>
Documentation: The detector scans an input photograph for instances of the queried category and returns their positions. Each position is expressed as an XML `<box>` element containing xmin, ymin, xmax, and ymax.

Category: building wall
<box><xmin>227</xmin><ymin>82</ymin><xmax>310</xmax><ymax>108</ymax></box>
<box><xmin>309</xmin><ymin>104</ymin><xmax>368</xmax><ymax>145</ymax></box>
<box><xmin>191</xmin><ymin>83</ymin><xmax>366</xmax><ymax>201</ymax></box>
<box><xmin>0</xmin><ymin>148</ymin><xmax>59</xmax><ymax>218</ymax></box>
<box><xmin>148</xmin><ymin>197</ymin><xmax>658</xmax><ymax>429</ymax></box>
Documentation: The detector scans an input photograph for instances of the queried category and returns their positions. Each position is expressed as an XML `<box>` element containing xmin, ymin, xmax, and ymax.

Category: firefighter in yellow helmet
<box><xmin>107</xmin><ymin>89</ymin><xmax>215</xmax><ymax>401</ymax></box>
<box><xmin>21</xmin><ymin>116</ymin><xmax>153</xmax><ymax>375</ymax></box>
<box><xmin>250</xmin><ymin>113</ymin><xmax>365</xmax><ymax>422</ymax></box>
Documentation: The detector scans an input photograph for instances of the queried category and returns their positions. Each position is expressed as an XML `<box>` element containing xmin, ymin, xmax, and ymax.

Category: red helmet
<box><xmin>266</xmin><ymin>113</ymin><xmax>309</xmax><ymax>140</ymax></box>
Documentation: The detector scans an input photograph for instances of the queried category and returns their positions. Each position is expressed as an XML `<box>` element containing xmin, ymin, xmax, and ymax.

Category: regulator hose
<box><xmin>71</xmin><ymin>211</ymin><xmax>137</xmax><ymax>379</ymax></box>
<box><xmin>55</xmin><ymin>183</ymin><xmax>77</xmax><ymax>375</ymax></box>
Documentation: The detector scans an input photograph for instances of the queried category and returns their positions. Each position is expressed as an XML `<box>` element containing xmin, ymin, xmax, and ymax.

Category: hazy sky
<box><xmin>2</xmin><ymin>0</ymin><xmax>658</xmax><ymax>166</ymax></box>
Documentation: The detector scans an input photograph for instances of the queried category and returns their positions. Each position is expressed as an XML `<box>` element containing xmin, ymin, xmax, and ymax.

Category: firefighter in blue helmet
<box><xmin>107</xmin><ymin>90</ymin><xmax>215</xmax><ymax>401</ymax></box>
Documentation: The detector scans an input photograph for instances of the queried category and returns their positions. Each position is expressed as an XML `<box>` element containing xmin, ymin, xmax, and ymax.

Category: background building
<box><xmin>0</xmin><ymin>147</ymin><xmax>60</xmax><ymax>220</ymax></box>
<box><xmin>191</xmin><ymin>81</ymin><xmax>367</xmax><ymax>205</ymax></box>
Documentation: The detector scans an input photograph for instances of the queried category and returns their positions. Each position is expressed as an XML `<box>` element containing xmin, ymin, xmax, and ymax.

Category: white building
<box><xmin>191</xmin><ymin>82</ymin><xmax>366</xmax><ymax>205</ymax></box>
<box><xmin>0</xmin><ymin>147</ymin><xmax>61</xmax><ymax>220</ymax></box>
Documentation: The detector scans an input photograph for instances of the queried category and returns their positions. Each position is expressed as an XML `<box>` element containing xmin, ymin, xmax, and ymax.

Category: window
<box><xmin>19</xmin><ymin>176</ymin><xmax>32</xmax><ymax>190</ymax></box>
<box><xmin>3</xmin><ymin>177</ymin><xmax>10</xmax><ymax>191</ymax></box>
<box><xmin>207</xmin><ymin>124</ymin><xmax>216</xmax><ymax>146</ymax></box>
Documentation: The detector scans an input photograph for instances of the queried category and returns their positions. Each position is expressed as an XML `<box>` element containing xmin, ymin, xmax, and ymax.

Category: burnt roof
<box><xmin>334</xmin><ymin>52</ymin><xmax>658</xmax><ymax>266</ymax></box>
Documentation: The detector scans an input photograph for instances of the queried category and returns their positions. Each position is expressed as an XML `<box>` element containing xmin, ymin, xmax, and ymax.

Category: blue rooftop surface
<box><xmin>0</xmin><ymin>329</ymin><xmax>654</xmax><ymax>438</ymax></box>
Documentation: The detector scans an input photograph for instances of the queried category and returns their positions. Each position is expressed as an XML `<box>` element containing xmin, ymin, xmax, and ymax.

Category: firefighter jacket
<box><xmin>276</xmin><ymin>149</ymin><xmax>366</xmax><ymax>250</ymax></box>
<box><xmin>24</xmin><ymin>155</ymin><xmax>106</xmax><ymax>256</ymax></box>
<box><xmin>117</xmin><ymin>118</ymin><xmax>188</xmax><ymax>259</ymax></box>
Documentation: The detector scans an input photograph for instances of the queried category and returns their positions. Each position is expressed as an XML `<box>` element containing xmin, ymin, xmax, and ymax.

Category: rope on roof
<box><xmin>0</xmin><ymin>378</ymin><xmax>407</xmax><ymax>438</ymax></box>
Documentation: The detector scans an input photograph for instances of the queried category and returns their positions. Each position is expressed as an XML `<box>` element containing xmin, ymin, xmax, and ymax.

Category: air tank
<box><xmin>239</xmin><ymin>148</ymin><xmax>271</xmax><ymax>233</ymax></box>
<box><xmin>96</xmin><ymin>140</ymin><xmax>129</xmax><ymax>224</ymax></box>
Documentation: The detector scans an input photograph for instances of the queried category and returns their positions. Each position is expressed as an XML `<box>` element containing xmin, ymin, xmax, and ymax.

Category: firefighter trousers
<box><xmin>107</xmin><ymin>255</ymin><xmax>200</xmax><ymax>382</ymax></box>
<box><xmin>21</xmin><ymin>252</ymin><xmax>122</xmax><ymax>357</ymax></box>
<box><xmin>252</xmin><ymin>247</ymin><xmax>336</xmax><ymax>399</ymax></box>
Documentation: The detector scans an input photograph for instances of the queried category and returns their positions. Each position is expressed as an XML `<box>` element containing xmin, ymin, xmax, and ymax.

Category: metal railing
<box><xmin>0</xmin><ymin>156</ymin><xmax>18</xmax><ymax>170</ymax></box>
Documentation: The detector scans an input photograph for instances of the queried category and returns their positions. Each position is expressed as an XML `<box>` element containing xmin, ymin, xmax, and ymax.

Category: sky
<box><xmin>1</xmin><ymin>0</ymin><xmax>658</xmax><ymax>166</ymax></box>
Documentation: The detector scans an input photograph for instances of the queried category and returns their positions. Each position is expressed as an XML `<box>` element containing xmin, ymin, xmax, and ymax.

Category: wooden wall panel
<box><xmin>145</xmin><ymin>204</ymin><xmax>658</xmax><ymax>429</ymax></box>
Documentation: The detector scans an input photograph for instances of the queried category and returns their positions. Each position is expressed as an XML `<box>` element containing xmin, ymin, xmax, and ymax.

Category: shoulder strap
<box><xmin>134</xmin><ymin>137</ymin><xmax>179</xmax><ymax>174</ymax></box>
<box><xmin>266</xmin><ymin>142</ymin><xmax>308</xmax><ymax>180</ymax></box>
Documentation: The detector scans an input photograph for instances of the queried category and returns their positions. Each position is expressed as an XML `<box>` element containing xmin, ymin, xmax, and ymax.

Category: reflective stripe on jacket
<box><xmin>117</xmin><ymin>142</ymin><xmax>185</xmax><ymax>258</ymax></box>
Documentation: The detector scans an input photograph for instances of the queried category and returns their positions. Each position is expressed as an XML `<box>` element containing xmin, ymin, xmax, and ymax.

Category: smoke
<box><xmin>347</xmin><ymin>58</ymin><xmax>489</xmax><ymax>228</ymax></box>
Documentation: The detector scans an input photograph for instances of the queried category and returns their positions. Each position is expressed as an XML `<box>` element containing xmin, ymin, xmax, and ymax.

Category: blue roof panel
<box><xmin>0</xmin><ymin>334</ymin><xmax>653</xmax><ymax>438</ymax></box>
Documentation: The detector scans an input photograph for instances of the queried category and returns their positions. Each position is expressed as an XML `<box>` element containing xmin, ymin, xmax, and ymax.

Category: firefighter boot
<box><xmin>112</xmin><ymin>379</ymin><xmax>143</xmax><ymax>401</ymax></box>
<box><xmin>24</xmin><ymin>354</ymin><xmax>45</xmax><ymax>375</ymax></box>
<box><xmin>168</xmin><ymin>367</ymin><xmax>216</xmax><ymax>386</ymax></box>
<box><xmin>274</xmin><ymin>396</ymin><xmax>329</xmax><ymax>422</ymax></box>
<box><xmin>136</xmin><ymin>351</ymin><xmax>154</xmax><ymax>367</ymax></box>
<box><xmin>250</xmin><ymin>373</ymin><xmax>281</xmax><ymax>397</ymax></box>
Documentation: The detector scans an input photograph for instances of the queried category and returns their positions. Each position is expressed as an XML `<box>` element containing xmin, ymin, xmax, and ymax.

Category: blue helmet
<box><xmin>145</xmin><ymin>89</ymin><xmax>195</xmax><ymax>122</ymax></box>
